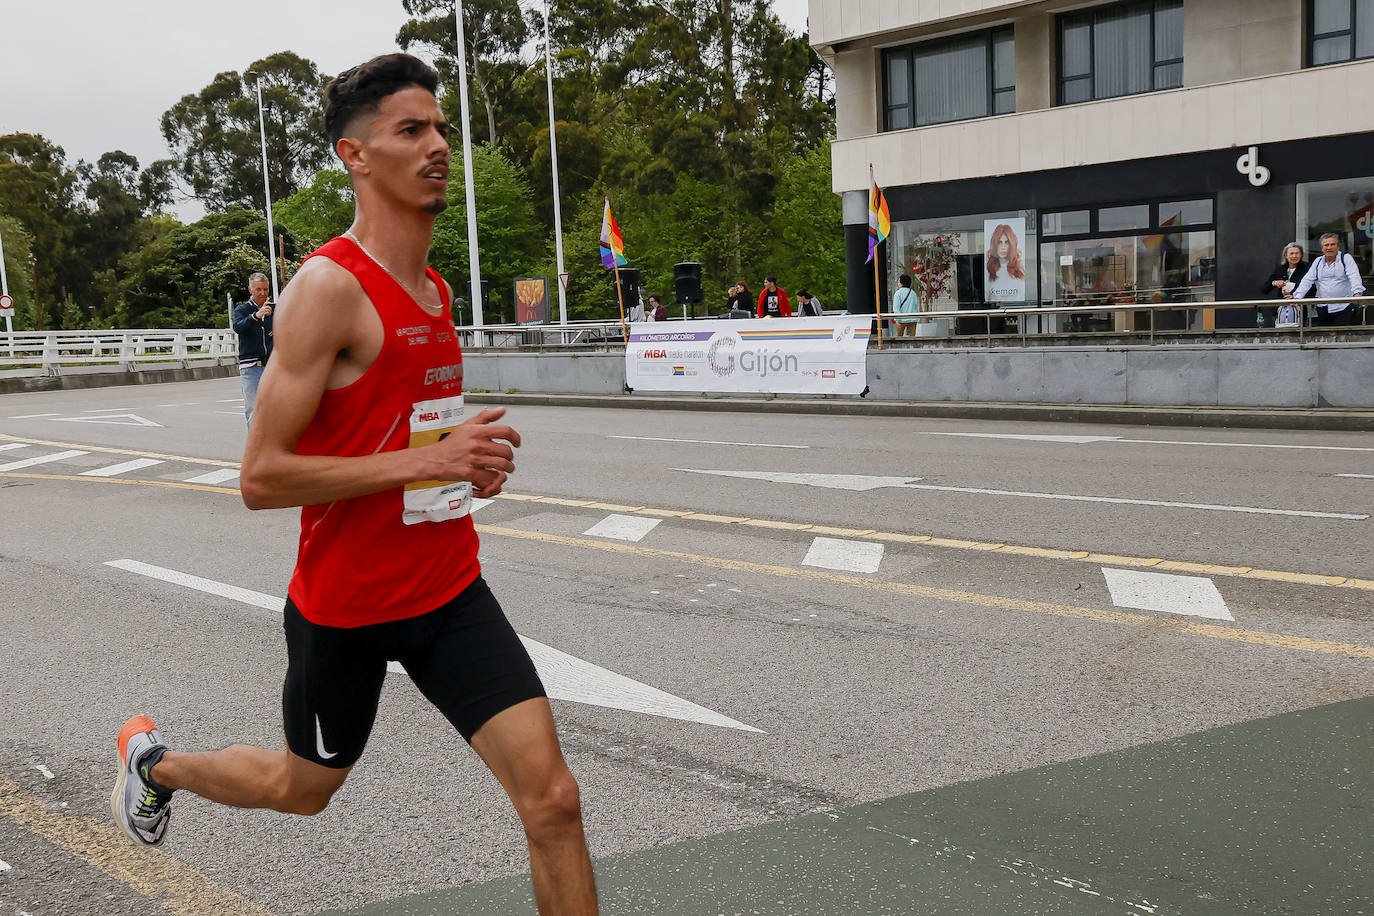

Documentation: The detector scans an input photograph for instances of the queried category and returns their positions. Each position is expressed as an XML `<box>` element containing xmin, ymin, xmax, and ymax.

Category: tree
<box><xmin>429</xmin><ymin>145</ymin><xmax>545</xmax><ymax>322</ymax></box>
<box><xmin>763</xmin><ymin>144</ymin><xmax>844</xmax><ymax>307</ymax></box>
<box><xmin>113</xmin><ymin>208</ymin><xmax>305</xmax><ymax>328</ymax></box>
<box><xmin>273</xmin><ymin>169</ymin><xmax>355</xmax><ymax>249</ymax></box>
<box><xmin>160</xmin><ymin>52</ymin><xmax>332</xmax><ymax>211</ymax></box>
<box><xmin>0</xmin><ymin>215</ymin><xmax>36</xmax><ymax>328</ymax></box>
<box><xmin>397</xmin><ymin>0</ymin><xmax>531</xmax><ymax>147</ymax></box>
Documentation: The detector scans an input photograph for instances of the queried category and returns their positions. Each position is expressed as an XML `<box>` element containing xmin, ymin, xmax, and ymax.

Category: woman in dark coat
<box><xmin>1259</xmin><ymin>242</ymin><xmax>1309</xmax><ymax>327</ymax></box>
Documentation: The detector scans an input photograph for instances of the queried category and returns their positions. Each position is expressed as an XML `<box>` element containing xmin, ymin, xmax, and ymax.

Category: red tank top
<box><xmin>286</xmin><ymin>236</ymin><xmax>480</xmax><ymax>628</ymax></box>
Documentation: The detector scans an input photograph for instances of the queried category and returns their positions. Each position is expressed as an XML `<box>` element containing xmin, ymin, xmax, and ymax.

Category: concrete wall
<box><xmin>462</xmin><ymin>345</ymin><xmax>1374</xmax><ymax>409</ymax></box>
<box><xmin>832</xmin><ymin>58</ymin><xmax>1374</xmax><ymax>193</ymax></box>
<box><xmin>811</xmin><ymin>0</ymin><xmax>1037</xmax><ymax>47</ymax></box>
<box><xmin>1184</xmin><ymin>0</ymin><xmax>1302</xmax><ymax>86</ymax></box>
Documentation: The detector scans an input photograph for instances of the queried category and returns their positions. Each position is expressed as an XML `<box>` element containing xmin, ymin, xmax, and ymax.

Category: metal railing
<box><xmin>1</xmin><ymin>295</ymin><xmax>1369</xmax><ymax>373</ymax></box>
<box><xmin>0</xmin><ymin>329</ymin><xmax>237</xmax><ymax>371</ymax></box>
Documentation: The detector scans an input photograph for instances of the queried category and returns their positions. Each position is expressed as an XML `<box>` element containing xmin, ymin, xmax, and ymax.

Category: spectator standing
<box><xmin>628</xmin><ymin>298</ymin><xmax>646</xmax><ymax>322</ymax></box>
<box><xmin>891</xmin><ymin>274</ymin><xmax>919</xmax><ymax>337</ymax></box>
<box><xmin>1288</xmin><ymin>233</ymin><xmax>1365</xmax><ymax>326</ymax></box>
<box><xmin>757</xmin><ymin>277</ymin><xmax>791</xmax><ymax>318</ymax></box>
<box><xmin>1260</xmin><ymin>243</ymin><xmax>1309</xmax><ymax>328</ymax></box>
<box><xmin>230</xmin><ymin>272</ymin><xmax>275</xmax><ymax>426</ymax></box>
<box><xmin>648</xmin><ymin>295</ymin><xmax>668</xmax><ymax>322</ymax></box>
<box><xmin>726</xmin><ymin>283</ymin><xmax>752</xmax><ymax>316</ymax></box>
<box><xmin>796</xmin><ymin>289</ymin><xmax>823</xmax><ymax>316</ymax></box>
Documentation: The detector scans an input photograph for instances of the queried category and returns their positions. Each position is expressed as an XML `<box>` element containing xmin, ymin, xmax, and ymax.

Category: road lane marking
<box><xmin>922</xmin><ymin>432</ymin><xmax>1123</xmax><ymax>444</ymax></box>
<box><xmin>675</xmin><ymin>469</ymin><xmax>1370</xmax><ymax>520</ymax></box>
<box><xmin>7</xmin><ymin>413</ymin><xmax>60</xmax><ymax>419</ymax></box>
<box><xmin>0</xmin><ymin>443</ymin><xmax>28</xmax><ymax>452</ymax></box>
<box><xmin>0</xmin><ymin>773</ymin><xmax>272</xmax><ymax>915</ymax></box>
<box><xmin>474</xmin><ymin>525</ymin><xmax>1374</xmax><ymax>661</ymax></box>
<box><xmin>610</xmin><ymin>435</ymin><xmax>810</xmax><ymax>449</ymax></box>
<box><xmin>0</xmin><ymin>450</ymin><xmax>87</xmax><ymax>472</ymax></box>
<box><xmin>1336</xmin><ymin>474</ymin><xmax>1374</xmax><ymax>480</ymax></box>
<box><xmin>583</xmin><ymin>514</ymin><xmax>662</xmax><ymax>542</ymax></box>
<box><xmin>0</xmin><ymin>434</ymin><xmax>237</xmax><ymax>466</ymax></box>
<box><xmin>51</xmin><ymin>413</ymin><xmax>164</xmax><ymax>428</ymax></box>
<box><xmin>6</xmin><ymin>458</ymin><xmax>1371</xmax><ymax>594</ymax></box>
<box><xmin>105</xmin><ymin>560</ymin><xmax>760</xmax><ymax>732</ymax></box>
<box><xmin>80</xmin><ymin>458</ymin><xmax>165</xmax><ymax>477</ymax></box>
<box><xmin>183</xmin><ymin>468</ymin><xmax>240</xmax><ymax>485</ymax></box>
<box><xmin>0</xmin><ymin>858</ymin><xmax>9</xmax><ymax>871</ymax></box>
<box><xmin>803</xmin><ymin>537</ymin><xmax>884</xmax><ymax>574</ymax></box>
<box><xmin>1102</xmin><ymin>568</ymin><xmax>1233</xmax><ymax>622</ymax></box>
<box><xmin>82</xmin><ymin>406</ymin><xmax>137</xmax><ymax>412</ymax></box>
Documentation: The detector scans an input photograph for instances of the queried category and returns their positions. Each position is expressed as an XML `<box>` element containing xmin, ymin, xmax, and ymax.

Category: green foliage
<box><xmin>0</xmin><ymin>215</ymin><xmax>35</xmax><ymax>327</ymax></box>
<box><xmin>160</xmin><ymin>51</ymin><xmax>332</xmax><ymax>212</ymax></box>
<box><xmin>273</xmin><ymin>169</ymin><xmax>355</xmax><ymax>249</ymax></box>
<box><xmin>764</xmin><ymin>143</ymin><xmax>845</xmax><ymax>306</ymax></box>
<box><xmin>113</xmin><ymin>208</ymin><xmax>306</xmax><ymax>328</ymax></box>
<box><xmin>430</xmin><ymin>145</ymin><xmax>546</xmax><ymax>322</ymax></box>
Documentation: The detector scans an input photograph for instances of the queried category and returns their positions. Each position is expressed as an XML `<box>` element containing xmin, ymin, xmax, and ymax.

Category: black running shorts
<box><xmin>281</xmin><ymin>577</ymin><xmax>546</xmax><ymax>768</ymax></box>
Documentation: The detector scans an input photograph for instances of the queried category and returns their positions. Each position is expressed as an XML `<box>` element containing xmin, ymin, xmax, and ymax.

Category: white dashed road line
<box><xmin>583</xmin><ymin>514</ymin><xmax>663</xmax><ymax>542</ymax></box>
<box><xmin>0</xmin><ymin>443</ymin><xmax>29</xmax><ymax>452</ymax></box>
<box><xmin>6</xmin><ymin>413</ymin><xmax>60</xmax><ymax>419</ymax></box>
<box><xmin>1336</xmin><ymin>473</ymin><xmax>1374</xmax><ymax>480</ymax></box>
<box><xmin>1102</xmin><ymin>567</ymin><xmax>1233</xmax><ymax>622</ymax></box>
<box><xmin>183</xmin><ymin>468</ymin><xmax>241</xmax><ymax>485</ymax></box>
<box><xmin>803</xmin><ymin>537</ymin><xmax>885</xmax><ymax>574</ymax></box>
<box><xmin>0</xmin><ymin>450</ymin><xmax>88</xmax><ymax>472</ymax></box>
<box><xmin>79</xmin><ymin>458</ymin><xmax>165</xmax><ymax>477</ymax></box>
<box><xmin>611</xmin><ymin>435</ymin><xmax>809</xmax><ymax>449</ymax></box>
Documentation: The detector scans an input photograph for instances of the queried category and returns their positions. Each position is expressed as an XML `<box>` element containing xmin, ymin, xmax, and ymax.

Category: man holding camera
<box><xmin>230</xmin><ymin>272</ymin><xmax>275</xmax><ymax>426</ymax></box>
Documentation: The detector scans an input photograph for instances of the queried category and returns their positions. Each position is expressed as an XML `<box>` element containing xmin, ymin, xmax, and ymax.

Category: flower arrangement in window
<box><xmin>908</xmin><ymin>234</ymin><xmax>961</xmax><ymax>311</ymax></box>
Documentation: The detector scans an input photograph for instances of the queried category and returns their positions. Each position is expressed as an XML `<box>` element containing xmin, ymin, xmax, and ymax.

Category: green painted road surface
<box><xmin>332</xmin><ymin>696</ymin><xmax>1373</xmax><ymax>915</ymax></box>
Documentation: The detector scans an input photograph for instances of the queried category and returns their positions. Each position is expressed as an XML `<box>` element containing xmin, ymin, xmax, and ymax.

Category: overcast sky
<box><xmin>0</xmin><ymin>0</ymin><xmax>810</xmax><ymax>222</ymax></box>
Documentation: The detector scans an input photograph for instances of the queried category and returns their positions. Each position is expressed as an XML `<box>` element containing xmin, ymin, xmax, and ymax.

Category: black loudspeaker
<box><xmin>617</xmin><ymin>267</ymin><xmax>641</xmax><ymax>310</ymax></box>
<box><xmin>674</xmin><ymin>262</ymin><xmax>703</xmax><ymax>305</ymax></box>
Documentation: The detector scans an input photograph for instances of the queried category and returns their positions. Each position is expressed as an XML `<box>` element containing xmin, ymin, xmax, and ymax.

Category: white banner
<box><xmin>625</xmin><ymin>318</ymin><xmax>871</xmax><ymax>395</ymax></box>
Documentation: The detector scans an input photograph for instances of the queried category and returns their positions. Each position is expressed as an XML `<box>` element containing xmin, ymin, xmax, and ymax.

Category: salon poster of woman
<box><xmin>983</xmin><ymin>218</ymin><xmax>1026</xmax><ymax>303</ymax></box>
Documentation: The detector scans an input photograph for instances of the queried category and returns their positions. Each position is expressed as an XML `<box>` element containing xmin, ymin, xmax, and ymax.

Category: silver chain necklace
<box><xmin>343</xmin><ymin>230</ymin><xmax>442</xmax><ymax>312</ymax></box>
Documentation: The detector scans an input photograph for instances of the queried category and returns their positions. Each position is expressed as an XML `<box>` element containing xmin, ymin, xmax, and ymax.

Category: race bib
<box><xmin>402</xmin><ymin>395</ymin><xmax>471</xmax><ymax>525</ymax></box>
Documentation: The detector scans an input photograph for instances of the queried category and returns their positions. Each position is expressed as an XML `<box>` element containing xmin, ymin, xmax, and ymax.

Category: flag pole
<box><xmin>454</xmin><ymin>0</ymin><xmax>484</xmax><ymax>338</ymax></box>
<box><xmin>874</xmin><ymin>252</ymin><xmax>883</xmax><ymax>350</ymax></box>
<box><xmin>614</xmin><ymin>262</ymin><xmax>628</xmax><ymax>342</ymax></box>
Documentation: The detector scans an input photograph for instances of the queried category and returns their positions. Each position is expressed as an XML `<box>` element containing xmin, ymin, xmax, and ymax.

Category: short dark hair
<box><xmin>797</xmin><ymin>289</ymin><xmax>811</xmax><ymax>298</ymax></box>
<box><xmin>765</xmin><ymin>276</ymin><xmax>777</xmax><ymax>284</ymax></box>
<box><xmin>648</xmin><ymin>295</ymin><xmax>660</xmax><ymax>304</ymax></box>
<box><xmin>899</xmin><ymin>274</ymin><xmax>912</xmax><ymax>287</ymax></box>
<box><xmin>324</xmin><ymin>53</ymin><xmax>440</xmax><ymax>147</ymax></box>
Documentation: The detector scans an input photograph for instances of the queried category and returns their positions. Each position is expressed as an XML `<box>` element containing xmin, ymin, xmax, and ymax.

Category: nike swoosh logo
<box><xmin>315</xmin><ymin>715</ymin><xmax>338</xmax><ymax>760</ymax></box>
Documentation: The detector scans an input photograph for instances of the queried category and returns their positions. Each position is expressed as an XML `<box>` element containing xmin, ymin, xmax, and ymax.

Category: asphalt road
<box><xmin>1</xmin><ymin>377</ymin><xmax>1371</xmax><ymax>915</ymax></box>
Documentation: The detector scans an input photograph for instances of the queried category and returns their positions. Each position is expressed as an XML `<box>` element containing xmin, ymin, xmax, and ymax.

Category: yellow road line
<box><xmin>0</xmin><ymin>433</ymin><xmax>239</xmax><ymax>467</ymax></box>
<box><xmin>0</xmin><ymin>774</ymin><xmax>272</xmax><ymax>915</ymax></box>
<box><xmin>474</xmin><ymin>524</ymin><xmax>1374</xmax><ymax>662</ymax></box>
<box><xmin>0</xmin><ymin>472</ymin><xmax>239</xmax><ymax>496</ymax></box>
<box><xmin>1</xmin><ymin>449</ymin><xmax>1368</xmax><ymax>592</ymax></box>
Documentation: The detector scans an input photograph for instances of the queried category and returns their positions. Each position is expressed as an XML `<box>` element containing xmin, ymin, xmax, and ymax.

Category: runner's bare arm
<box><xmin>239</xmin><ymin>261</ymin><xmax>519</xmax><ymax>510</ymax></box>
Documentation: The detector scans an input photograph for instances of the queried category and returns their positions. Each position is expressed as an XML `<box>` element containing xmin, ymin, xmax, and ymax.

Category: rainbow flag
<box><xmin>600</xmin><ymin>198</ymin><xmax>626</xmax><ymax>269</ymax></box>
<box><xmin>866</xmin><ymin>165</ymin><xmax>891</xmax><ymax>264</ymax></box>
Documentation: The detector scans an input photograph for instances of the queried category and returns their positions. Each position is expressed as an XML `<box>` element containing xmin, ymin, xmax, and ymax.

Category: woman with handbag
<box><xmin>1260</xmin><ymin>242</ymin><xmax>1308</xmax><ymax>329</ymax></box>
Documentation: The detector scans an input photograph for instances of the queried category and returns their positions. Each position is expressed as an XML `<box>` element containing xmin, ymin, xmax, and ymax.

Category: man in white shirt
<box><xmin>1288</xmin><ymin>233</ymin><xmax>1366</xmax><ymax>326</ymax></box>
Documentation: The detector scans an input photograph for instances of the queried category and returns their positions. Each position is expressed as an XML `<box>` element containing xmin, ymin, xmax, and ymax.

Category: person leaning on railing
<box><xmin>1261</xmin><ymin>242</ymin><xmax>1310</xmax><ymax>328</ymax></box>
<box><xmin>1287</xmin><ymin>232</ymin><xmax>1365</xmax><ymax>326</ymax></box>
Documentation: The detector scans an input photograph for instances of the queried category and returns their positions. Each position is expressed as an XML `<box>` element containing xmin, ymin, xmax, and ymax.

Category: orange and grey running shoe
<box><xmin>111</xmin><ymin>715</ymin><xmax>173</xmax><ymax>846</ymax></box>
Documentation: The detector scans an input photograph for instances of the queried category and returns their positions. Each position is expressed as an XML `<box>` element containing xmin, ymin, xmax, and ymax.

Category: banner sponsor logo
<box><xmin>626</xmin><ymin>318</ymin><xmax>868</xmax><ymax>395</ymax></box>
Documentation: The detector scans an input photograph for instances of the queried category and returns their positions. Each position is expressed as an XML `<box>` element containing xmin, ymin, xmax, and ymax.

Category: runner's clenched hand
<box><xmin>430</xmin><ymin>407</ymin><xmax>521</xmax><ymax>496</ymax></box>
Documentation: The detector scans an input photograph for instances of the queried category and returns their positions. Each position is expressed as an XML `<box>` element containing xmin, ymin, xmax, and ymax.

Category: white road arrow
<box><xmin>673</xmin><ymin>469</ymin><xmax>1369</xmax><ymax>520</ymax></box>
<box><xmin>51</xmin><ymin>413</ymin><xmax>164</xmax><ymax>428</ymax></box>
<box><xmin>104</xmin><ymin>559</ymin><xmax>760</xmax><ymax>732</ymax></box>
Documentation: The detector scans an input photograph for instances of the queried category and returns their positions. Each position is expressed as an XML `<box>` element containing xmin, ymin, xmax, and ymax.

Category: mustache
<box><xmin>418</xmin><ymin>157</ymin><xmax>450</xmax><ymax>176</ymax></box>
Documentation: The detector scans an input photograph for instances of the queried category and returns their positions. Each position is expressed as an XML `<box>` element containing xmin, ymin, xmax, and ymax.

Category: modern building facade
<box><xmin>812</xmin><ymin>0</ymin><xmax>1374</xmax><ymax>330</ymax></box>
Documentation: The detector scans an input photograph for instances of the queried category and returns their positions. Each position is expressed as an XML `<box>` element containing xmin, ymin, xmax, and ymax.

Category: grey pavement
<box><xmin>1</xmin><ymin>377</ymin><xmax>1371</xmax><ymax>915</ymax></box>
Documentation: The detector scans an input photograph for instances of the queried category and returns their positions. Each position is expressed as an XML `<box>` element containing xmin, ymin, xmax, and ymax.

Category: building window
<box><xmin>1040</xmin><ymin>199</ymin><xmax>1215</xmax><ymax>331</ymax></box>
<box><xmin>883</xmin><ymin>26</ymin><xmax>1015</xmax><ymax>131</ymax></box>
<box><xmin>1308</xmin><ymin>0</ymin><xmax>1374</xmax><ymax>65</ymax></box>
<box><xmin>1058</xmin><ymin>0</ymin><xmax>1184</xmax><ymax>105</ymax></box>
<box><xmin>1296</xmin><ymin>177</ymin><xmax>1374</xmax><ymax>280</ymax></box>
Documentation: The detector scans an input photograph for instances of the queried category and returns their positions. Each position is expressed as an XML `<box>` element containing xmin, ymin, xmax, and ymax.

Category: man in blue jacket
<box><xmin>231</xmin><ymin>272</ymin><xmax>275</xmax><ymax>426</ymax></box>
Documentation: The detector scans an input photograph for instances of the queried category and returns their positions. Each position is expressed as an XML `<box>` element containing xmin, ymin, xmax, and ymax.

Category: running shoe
<box><xmin>111</xmin><ymin>715</ymin><xmax>173</xmax><ymax>846</ymax></box>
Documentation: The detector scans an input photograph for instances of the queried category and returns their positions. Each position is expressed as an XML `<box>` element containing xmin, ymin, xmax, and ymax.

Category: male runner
<box><xmin>111</xmin><ymin>53</ymin><xmax>598</xmax><ymax>914</ymax></box>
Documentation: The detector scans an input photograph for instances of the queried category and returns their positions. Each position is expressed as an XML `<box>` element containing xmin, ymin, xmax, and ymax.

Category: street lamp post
<box><xmin>454</xmin><ymin>0</ymin><xmax>484</xmax><ymax>339</ymax></box>
<box><xmin>543</xmin><ymin>0</ymin><xmax>568</xmax><ymax>327</ymax></box>
<box><xmin>254</xmin><ymin>81</ymin><xmax>281</xmax><ymax>303</ymax></box>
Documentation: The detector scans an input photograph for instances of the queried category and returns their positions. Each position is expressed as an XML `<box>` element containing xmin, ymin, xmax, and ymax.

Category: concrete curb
<box><xmin>466</xmin><ymin>392</ymin><xmax>1374</xmax><ymax>431</ymax></box>
<box><xmin>0</xmin><ymin>362</ymin><xmax>237</xmax><ymax>395</ymax></box>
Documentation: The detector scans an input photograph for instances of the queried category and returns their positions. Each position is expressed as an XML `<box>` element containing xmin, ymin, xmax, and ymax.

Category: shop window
<box><xmin>1296</xmin><ymin>177</ymin><xmax>1374</xmax><ymax>281</ymax></box>
<box><xmin>1308</xmin><ymin>0</ymin><xmax>1374</xmax><ymax>65</ymax></box>
<box><xmin>883</xmin><ymin>26</ymin><xmax>1015</xmax><ymax>131</ymax></box>
<box><xmin>1058</xmin><ymin>0</ymin><xmax>1184</xmax><ymax>105</ymax></box>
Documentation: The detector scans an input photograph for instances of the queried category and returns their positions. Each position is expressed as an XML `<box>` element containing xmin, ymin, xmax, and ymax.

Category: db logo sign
<box><xmin>1236</xmin><ymin>146</ymin><xmax>1271</xmax><ymax>187</ymax></box>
